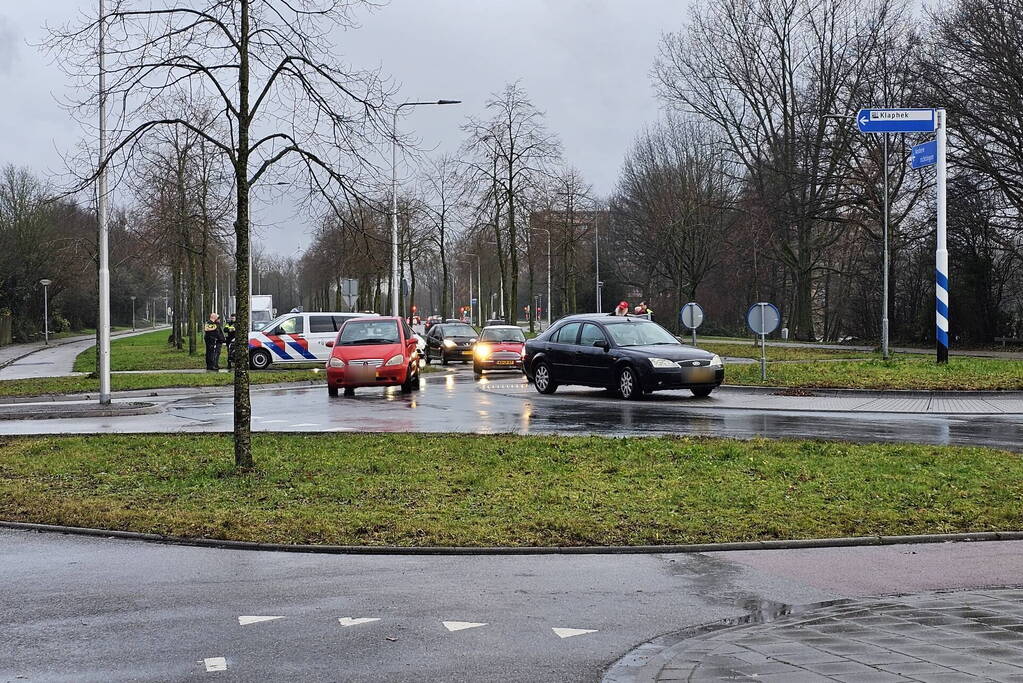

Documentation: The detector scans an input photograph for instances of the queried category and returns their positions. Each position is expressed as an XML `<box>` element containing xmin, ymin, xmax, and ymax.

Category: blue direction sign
<box><xmin>857</xmin><ymin>108</ymin><xmax>936</xmax><ymax>134</ymax></box>
<box><xmin>911</xmin><ymin>140</ymin><xmax>938</xmax><ymax>169</ymax></box>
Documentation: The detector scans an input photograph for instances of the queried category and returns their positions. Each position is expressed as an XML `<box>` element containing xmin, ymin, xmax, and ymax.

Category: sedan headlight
<box><xmin>328</xmin><ymin>357</ymin><xmax>345</xmax><ymax>368</ymax></box>
<box><xmin>649</xmin><ymin>357</ymin><xmax>678</xmax><ymax>368</ymax></box>
<box><xmin>709</xmin><ymin>354</ymin><xmax>723</xmax><ymax>367</ymax></box>
<box><xmin>475</xmin><ymin>345</ymin><xmax>491</xmax><ymax>359</ymax></box>
<box><xmin>442</xmin><ymin>339</ymin><xmax>456</xmax><ymax>348</ymax></box>
<box><xmin>385</xmin><ymin>354</ymin><xmax>404</xmax><ymax>366</ymax></box>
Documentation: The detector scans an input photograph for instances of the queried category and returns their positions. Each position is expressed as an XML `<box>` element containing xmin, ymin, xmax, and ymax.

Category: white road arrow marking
<box><xmin>552</xmin><ymin>627</ymin><xmax>598</xmax><ymax>639</ymax></box>
<box><xmin>443</xmin><ymin>621</ymin><xmax>487</xmax><ymax>632</ymax></box>
<box><xmin>203</xmin><ymin>657</ymin><xmax>227</xmax><ymax>672</ymax></box>
<box><xmin>338</xmin><ymin>617</ymin><xmax>381</xmax><ymax>627</ymax></box>
<box><xmin>238</xmin><ymin>615</ymin><xmax>283</xmax><ymax>626</ymax></box>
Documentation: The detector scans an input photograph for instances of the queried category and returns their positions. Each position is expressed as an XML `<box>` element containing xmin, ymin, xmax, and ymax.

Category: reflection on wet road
<box><xmin>3</xmin><ymin>368</ymin><xmax>1021</xmax><ymax>449</ymax></box>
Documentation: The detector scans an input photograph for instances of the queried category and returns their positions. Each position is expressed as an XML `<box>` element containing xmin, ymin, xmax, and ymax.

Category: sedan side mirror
<box><xmin>593</xmin><ymin>339</ymin><xmax>610</xmax><ymax>351</ymax></box>
<box><xmin>325</xmin><ymin>340</ymin><xmax>334</xmax><ymax>347</ymax></box>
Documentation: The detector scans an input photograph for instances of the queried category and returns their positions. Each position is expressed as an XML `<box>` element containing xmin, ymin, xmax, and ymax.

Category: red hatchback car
<box><xmin>325</xmin><ymin>316</ymin><xmax>421</xmax><ymax>396</ymax></box>
<box><xmin>473</xmin><ymin>325</ymin><xmax>527</xmax><ymax>379</ymax></box>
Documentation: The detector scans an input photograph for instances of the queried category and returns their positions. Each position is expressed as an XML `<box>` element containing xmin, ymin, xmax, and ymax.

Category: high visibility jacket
<box><xmin>204</xmin><ymin>322</ymin><xmax>225</xmax><ymax>343</ymax></box>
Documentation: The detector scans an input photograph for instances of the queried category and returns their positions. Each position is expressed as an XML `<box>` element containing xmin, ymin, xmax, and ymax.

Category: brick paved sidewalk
<box><xmin>644</xmin><ymin>588</ymin><xmax>1023</xmax><ymax>682</ymax></box>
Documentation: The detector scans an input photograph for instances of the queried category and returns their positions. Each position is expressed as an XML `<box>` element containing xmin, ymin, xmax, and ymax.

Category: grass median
<box><xmin>724</xmin><ymin>356</ymin><xmax>1023</xmax><ymax>391</ymax></box>
<box><xmin>0</xmin><ymin>370</ymin><xmax>325</xmax><ymax>398</ymax></box>
<box><xmin>1</xmin><ymin>434</ymin><xmax>1020</xmax><ymax>547</ymax></box>
<box><xmin>700</xmin><ymin>342</ymin><xmax>872</xmax><ymax>362</ymax></box>
<box><xmin>74</xmin><ymin>329</ymin><xmax>207</xmax><ymax>371</ymax></box>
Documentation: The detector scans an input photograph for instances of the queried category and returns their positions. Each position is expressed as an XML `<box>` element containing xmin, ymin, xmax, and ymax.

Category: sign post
<box><xmin>857</xmin><ymin>108</ymin><xmax>940</xmax><ymax>362</ymax></box>
<box><xmin>935</xmin><ymin>109</ymin><xmax>949</xmax><ymax>364</ymax></box>
<box><xmin>746</xmin><ymin>302</ymin><xmax>780</xmax><ymax>382</ymax></box>
<box><xmin>679</xmin><ymin>302</ymin><xmax>704</xmax><ymax>346</ymax></box>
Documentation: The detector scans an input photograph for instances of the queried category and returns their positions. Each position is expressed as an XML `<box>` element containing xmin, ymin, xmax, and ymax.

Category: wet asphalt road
<box><xmin>4</xmin><ymin>528</ymin><xmax>1023</xmax><ymax>682</ymax></box>
<box><xmin>2</xmin><ymin>367</ymin><xmax>1022</xmax><ymax>450</ymax></box>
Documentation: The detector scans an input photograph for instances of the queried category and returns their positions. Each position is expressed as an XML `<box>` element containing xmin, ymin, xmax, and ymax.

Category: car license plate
<box><xmin>349</xmin><ymin>366</ymin><xmax>375</xmax><ymax>382</ymax></box>
<box><xmin>495</xmin><ymin>360</ymin><xmax>515</xmax><ymax>366</ymax></box>
<box><xmin>688</xmin><ymin>368</ymin><xmax>715</xmax><ymax>382</ymax></box>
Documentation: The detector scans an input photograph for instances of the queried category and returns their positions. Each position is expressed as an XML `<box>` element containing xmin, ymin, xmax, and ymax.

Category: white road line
<box><xmin>443</xmin><ymin>621</ymin><xmax>487</xmax><ymax>632</ymax></box>
<box><xmin>291</xmin><ymin>423</ymin><xmax>320</xmax><ymax>427</ymax></box>
<box><xmin>338</xmin><ymin>617</ymin><xmax>381</xmax><ymax>627</ymax></box>
<box><xmin>203</xmin><ymin>657</ymin><xmax>227</xmax><ymax>672</ymax></box>
<box><xmin>260</xmin><ymin>419</ymin><xmax>287</xmax><ymax>424</ymax></box>
<box><xmin>326</xmin><ymin>427</ymin><xmax>354</xmax><ymax>432</ymax></box>
<box><xmin>552</xmin><ymin>627</ymin><xmax>598</xmax><ymax>639</ymax></box>
<box><xmin>238</xmin><ymin>615</ymin><xmax>283</xmax><ymax>626</ymax></box>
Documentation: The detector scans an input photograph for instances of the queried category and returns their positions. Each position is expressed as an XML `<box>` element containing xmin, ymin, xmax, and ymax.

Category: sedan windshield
<box><xmin>444</xmin><ymin>324</ymin><xmax>477</xmax><ymax>338</ymax></box>
<box><xmin>605</xmin><ymin>321</ymin><xmax>681</xmax><ymax>347</ymax></box>
<box><xmin>480</xmin><ymin>327</ymin><xmax>525</xmax><ymax>343</ymax></box>
<box><xmin>338</xmin><ymin>320</ymin><xmax>400</xmax><ymax>345</ymax></box>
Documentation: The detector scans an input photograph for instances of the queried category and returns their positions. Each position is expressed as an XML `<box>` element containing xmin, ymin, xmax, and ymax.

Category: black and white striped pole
<box><xmin>935</xmin><ymin>109</ymin><xmax>949</xmax><ymax>364</ymax></box>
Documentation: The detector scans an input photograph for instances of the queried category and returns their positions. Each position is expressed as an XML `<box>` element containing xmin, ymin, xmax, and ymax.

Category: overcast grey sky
<box><xmin>0</xmin><ymin>0</ymin><xmax>686</xmax><ymax>254</ymax></box>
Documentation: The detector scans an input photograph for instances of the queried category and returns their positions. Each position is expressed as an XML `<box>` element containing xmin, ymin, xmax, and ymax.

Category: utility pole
<box><xmin>97</xmin><ymin>0</ymin><xmax>111</xmax><ymax>404</ymax></box>
<box><xmin>130</xmin><ymin>296</ymin><xmax>136</xmax><ymax>330</ymax></box>
<box><xmin>594</xmin><ymin>218</ymin><xmax>601</xmax><ymax>313</ymax></box>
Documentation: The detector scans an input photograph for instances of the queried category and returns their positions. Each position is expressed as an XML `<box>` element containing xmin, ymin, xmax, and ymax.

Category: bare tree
<box><xmin>47</xmin><ymin>0</ymin><xmax>390</xmax><ymax>468</ymax></box>
<box><xmin>655</xmin><ymin>0</ymin><xmax>912</xmax><ymax>339</ymax></box>
<box><xmin>464</xmin><ymin>83</ymin><xmax>560</xmax><ymax>321</ymax></box>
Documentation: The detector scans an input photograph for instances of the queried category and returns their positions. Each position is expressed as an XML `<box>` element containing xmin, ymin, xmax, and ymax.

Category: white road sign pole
<box><xmin>935</xmin><ymin>109</ymin><xmax>949</xmax><ymax>364</ymax></box>
<box><xmin>759</xmin><ymin>303</ymin><xmax>767</xmax><ymax>382</ymax></box>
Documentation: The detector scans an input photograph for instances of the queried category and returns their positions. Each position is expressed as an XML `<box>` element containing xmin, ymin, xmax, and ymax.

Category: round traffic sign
<box><xmin>679</xmin><ymin>302</ymin><xmax>704</xmax><ymax>329</ymax></box>
<box><xmin>746</xmin><ymin>302</ymin><xmax>781</xmax><ymax>336</ymax></box>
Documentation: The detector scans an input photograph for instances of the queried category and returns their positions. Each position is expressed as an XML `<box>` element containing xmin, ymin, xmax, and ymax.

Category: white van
<box><xmin>247</xmin><ymin>311</ymin><xmax>378</xmax><ymax>369</ymax></box>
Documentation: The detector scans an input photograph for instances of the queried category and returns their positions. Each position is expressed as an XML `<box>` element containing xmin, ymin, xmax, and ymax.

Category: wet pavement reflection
<box><xmin>3</xmin><ymin>367</ymin><xmax>1021</xmax><ymax>449</ymax></box>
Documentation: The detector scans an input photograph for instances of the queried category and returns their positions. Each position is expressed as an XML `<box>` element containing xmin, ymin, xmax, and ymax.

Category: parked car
<box><xmin>248</xmin><ymin>311</ymin><xmax>378</xmax><ymax>369</ymax></box>
<box><xmin>473</xmin><ymin>325</ymin><xmax>526</xmax><ymax>379</ymax></box>
<box><xmin>424</xmin><ymin>322</ymin><xmax>478</xmax><ymax>365</ymax></box>
<box><xmin>324</xmin><ymin>316</ymin><xmax>421</xmax><ymax>396</ymax></box>
<box><xmin>484</xmin><ymin>318</ymin><xmax>506</xmax><ymax>327</ymax></box>
<box><xmin>523</xmin><ymin>314</ymin><xmax>724</xmax><ymax>399</ymax></box>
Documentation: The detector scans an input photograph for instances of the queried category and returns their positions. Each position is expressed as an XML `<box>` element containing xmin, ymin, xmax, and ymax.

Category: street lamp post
<box><xmin>465</xmin><ymin>253</ymin><xmax>482</xmax><ymax>327</ymax></box>
<box><xmin>391</xmin><ymin>99</ymin><xmax>461</xmax><ymax>317</ymax></box>
<box><xmin>97</xmin><ymin>0</ymin><xmax>111</xmax><ymax>404</ymax></box>
<box><xmin>534</xmin><ymin>227</ymin><xmax>552</xmax><ymax>329</ymax></box>
<box><xmin>130</xmin><ymin>295</ymin><xmax>136</xmax><ymax>331</ymax></box>
<box><xmin>594</xmin><ymin>219</ymin><xmax>601</xmax><ymax>313</ymax></box>
<box><xmin>40</xmin><ymin>279</ymin><xmax>52</xmax><ymax>344</ymax></box>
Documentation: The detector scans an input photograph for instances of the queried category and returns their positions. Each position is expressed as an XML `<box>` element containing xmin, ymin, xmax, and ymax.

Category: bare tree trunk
<box><xmin>232</xmin><ymin>0</ymin><xmax>253</xmax><ymax>470</ymax></box>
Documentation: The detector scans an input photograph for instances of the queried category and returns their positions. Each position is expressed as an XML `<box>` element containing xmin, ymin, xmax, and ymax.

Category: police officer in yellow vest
<box><xmin>223</xmin><ymin>314</ymin><xmax>237</xmax><ymax>369</ymax></box>
<box><xmin>204</xmin><ymin>313</ymin><xmax>226</xmax><ymax>371</ymax></box>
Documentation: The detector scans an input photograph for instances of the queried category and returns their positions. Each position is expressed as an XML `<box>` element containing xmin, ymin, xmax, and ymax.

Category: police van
<box><xmin>247</xmin><ymin>311</ymin><xmax>379</xmax><ymax>369</ymax></box>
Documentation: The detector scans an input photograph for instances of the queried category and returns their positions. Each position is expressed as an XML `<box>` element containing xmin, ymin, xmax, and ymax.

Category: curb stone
<box><xmin>0</xmin><ymin>521</ymin><xmax>1020</xmax><ymax>556</ymax></box>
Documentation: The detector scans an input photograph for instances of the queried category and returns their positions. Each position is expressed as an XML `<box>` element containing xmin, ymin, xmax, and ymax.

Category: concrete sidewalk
<box><xmin>0</xmin><ymin>327</ymin><xmax>169</xmax><ymax>381</ymax></box>
<box><xmin>625</xmin><ymin>588</ymin><xmax>1023</xmax><ymax>682</ymax></box>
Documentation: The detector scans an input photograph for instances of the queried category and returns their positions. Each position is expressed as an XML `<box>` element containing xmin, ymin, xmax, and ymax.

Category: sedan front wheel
<box><xmin>618</xmin><ymin>366</ymin><xmax>642</xmax><ymax>400</ymax></box>
<box><xmin>533</xmin><ymin>361</ymin><xmax>558</xmax><ymax>394</ymax></box>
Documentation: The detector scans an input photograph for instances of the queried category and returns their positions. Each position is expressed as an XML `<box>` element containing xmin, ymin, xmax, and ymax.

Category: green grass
<box><xmin>74</xmin><ymin>329</ymin><xmax>205</xmax><ymax>372</ymax></box>
<box><xmin>699</xmin><ymin>342</ymin><xmax>872</xmax><ymax>362</ymax></box>
<box><xmin>0</xmin><ymin>370</ymin><xmax>325</xmax><ymax>397</ymax></box>
<box><xmin>1</xmin><ymin>434</ymin><xmax>1019</xmax><ymax>547</ymax></box>
<box><xmin>726</xmin><ymin>356</ymin><xmax>1023</xmax><ymax>391</ymax></box>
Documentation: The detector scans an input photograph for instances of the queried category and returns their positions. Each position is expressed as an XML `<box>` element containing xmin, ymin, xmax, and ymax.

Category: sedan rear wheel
<box><xmin>618</xmin><ymin>366</ymin><xmax>642</xmax><ymax>400</ymax></box>
<box><xmin>533</xmin><ymin>361</ymin><xmax>558</xmax><ymax>394</ymax></box>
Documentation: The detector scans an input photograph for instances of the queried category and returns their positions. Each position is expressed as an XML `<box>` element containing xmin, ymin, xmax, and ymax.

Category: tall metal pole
<box><xmin>594</xmin><ymin>219</ymin><xmax>601</xmax><ymax>313</ymax></box>
<box><xmin>935</xmin><ymin>109</ymin><xmax>949</xmax><ymax>364</ymax></box>
<box><xmin>391</xmin><ymin>107</ymin><xmax>400</xmax><ymax>317</ymax></box>
<box><xmin>131</xmin><ymin>296</ymin><xmax>136</xmax><ymax>331</ymax></box>
<box><xmin>882</xmin><ymin>133</ymin><xmax>890</xmax><ymax>360</ymax></box>
<box><xmin>42</xmin><ymin>283</ymin><xmax>50</xmax><ymax>344</ymax></box>
<box><xmin>547</xmin><ymin>230</ymin><xmax>552</xmax><ymax>329</ymax></box>
<box><xmin>97</xmin><ymin>0</ymin><xmax>111</xmax><ymax>404</ymax></box>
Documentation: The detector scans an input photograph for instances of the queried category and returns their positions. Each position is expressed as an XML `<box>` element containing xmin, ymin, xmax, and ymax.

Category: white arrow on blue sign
<box><xmin>911</xmin><ymin>140</ymin><xmax>938</xmax><ymax>169</ymax></box>
<box><xmin>857</xmin><ymin>109</ymin><xmax>937</xmax><ymax>134</ymax></box>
